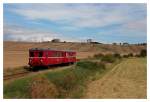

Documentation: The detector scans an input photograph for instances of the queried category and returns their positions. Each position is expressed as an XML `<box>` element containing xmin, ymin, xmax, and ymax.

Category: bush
<box><xmin>135</xmin><ymin>54</ymin><xmax>140</xmax><ymax>57</ymax></box>
<box><xmin>93</xmin><ymin>53</ymin><xmax>104</xmax><ymax>59</ymax></box>
<box><xmin>76</xmin><ymin>61</ymin><xmax>105</xmax><ymax>71</ymax></box>
<box><xmin>128</xmin><ymin>53</ymin><xmax>133</xmax><ymax>57</ymax></box>
<box><xmin>101</xmin><ymin>54</ymin><xmax>116</xmax><ymax>63</ymax></box>
<box><xmin>76</xmin><ymin>61</ymin><xmax>97</xmax><ymax>70</ymax></box>
<box><xmin>113</xmin><ymin>53</ymin><xmax>121</xmax><ymax>59</ymax></box>
<box><xmin>54</xmin><ymin>72</ymin><xmax>77</xmax><ymax>91</ymax></box>
<box><xmin>123</xmin><ymin>53</ymin><xmax>133</xmax><ymax>58</ymax></box>
<box><xmin>29</xmin><ymin>76</ymin><xmax>58</xmax><ymax>98</ymax></box>
<box><xmin>123</xmin><ymin>54</ymin><xmax>129</xmax><ymax>58</ymax></box>
<box><xmin>134</xmin><ymin>49</ymin><xmax>146</xmax><ymax>57</ymax></box>
<box><xmin>140</xmin><ymin>49</ymin><xmax>147</xmax><ymax>57</ymax></box>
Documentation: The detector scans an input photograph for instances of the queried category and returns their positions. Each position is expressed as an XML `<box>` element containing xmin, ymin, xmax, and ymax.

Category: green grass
<box><xmin>4</xmin><ymin>60</ymin><xmax>107</xmax><ymax>99</ymax></box>
<box><xmin>101</xmin><ymin>54</ymin><xmax>116</xmax><ymax>63</ymax></box>
<box><xmin>4</xmin><ymin>77</ymin><xmax>32</xmax><ymax>98</ymax></box>
<box><xmin>93</xmin><ymin>53</ymin><xmax>121</xmax><ymax>63</ymax></box>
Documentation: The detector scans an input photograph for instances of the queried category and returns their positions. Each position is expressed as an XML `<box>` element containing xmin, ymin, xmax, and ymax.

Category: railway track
<box><xmin>4</xmin><ymin>71</ymin><xmax>31</xmax><ymax>80</ymax></box>
<box><xmin>4</xmin><ymin>64</ymin><xmax>74</xmax><ymax>81</ymax></box>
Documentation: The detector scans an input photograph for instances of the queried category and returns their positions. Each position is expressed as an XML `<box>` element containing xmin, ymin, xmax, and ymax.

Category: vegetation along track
<box><xmin>4</xmin><ymin>71</ymin><xmax>31</xmax><ymax>80</ymax></box>
<box><xmin>4</xmin><ymin>64</ymin><xmax>74</xmax><ymax>81</ymax></box>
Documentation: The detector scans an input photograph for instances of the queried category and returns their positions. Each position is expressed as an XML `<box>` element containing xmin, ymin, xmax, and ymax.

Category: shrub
<box><xmin>93</xmin><ymin>53</ymin><xmax>104</xmax><ymax>59</ymax></box>
<box><xmin>128</xmin><ymin>53</ymin><xmax>133</xmax><ymax>57</ymax></box>
<box><xmin>123</xmin><ymin>54</ymin><xmax>129</xmax><ymax>58</ymax></box>
<box><xmin>97</xmin><ymin>62</ymin><xmax>106</xmax><ymax>70</ymax></box>
<box><xmin>135</xmin><ymin>54</ymin><xmax>140</xmax><ymax>57</ymax></box>
<box><xmin>76</xmin><ymin>61</ymin><xmax>97</xmax><ymax>70</ymax></box>
<box><xmin>113</xmin><ymin>53</ymin><xmax>121</xmax><ymax>59</ymax></box>
<box><xmin>76</xmin><ymin>61</ymin><xmax>105</xmax><ymax>71</ymax></box>
<box><xmin>140</xmin><ymin>49</ymin><xmax>147</xmax><ymax>57</ymax></box>
<box><xmin>29</xmin><ymin>76</ymin><xmax>58</xmax><ymax>98</ymax></box>
<box><xmin>56</xmin><ymin>72</ymin><xmax>77</xmax><ymax>91</ymax></box>
<box><xmin>123</xmin><ymin>53</ymin><xmax>133</xmax><ymax>58</ymax></box>
<box><xmin>134</xmin><ymin>49</ymin><xmax>146</xmax><ymax>57</ymax></box>
<box><xmin>101</xmin><ymin>54</ymin><xmax>116</xmax><ymax>63</ymax></box>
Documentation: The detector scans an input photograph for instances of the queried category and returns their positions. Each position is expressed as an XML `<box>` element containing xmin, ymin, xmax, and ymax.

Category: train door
<box><xmin>29</xmin><ymin>51</ymin><xmax>41</xmax><ymax>66</ymax></box>
<box><xmin>43</xmin><ymin>51</ymin><xmax>48</xmax><ymax>65</ymax></box>
<box><xmin>49</xmin><ymin>51</ymin><xmax>56</xmax><ymax>65</ymax></box>
<box><xmin>47</xmin><ymin>50</ymin><xmax>52</xmax><ymax>65</ymax></box>
<box><xmin>65</xmin><ymin>52</ymin><xmax>69</xmax><ymax>63</ymax></box>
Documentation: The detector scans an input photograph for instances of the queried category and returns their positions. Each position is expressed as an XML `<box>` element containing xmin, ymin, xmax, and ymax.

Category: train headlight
<box><xmin>40</xmin><ymin>59</ymin><xmax>43</xmax><ymax>62</ymax></box>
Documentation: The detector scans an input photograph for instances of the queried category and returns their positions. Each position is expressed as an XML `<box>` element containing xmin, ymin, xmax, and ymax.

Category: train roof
<box><xmin>29</xmin><ymin>48</ymin><xmax>75</xmax><ymax>52</ymax></box>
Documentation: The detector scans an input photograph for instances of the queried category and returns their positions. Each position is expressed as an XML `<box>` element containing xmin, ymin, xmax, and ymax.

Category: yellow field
<box><xmin>84</xmin><ymin>58</ymin><xmax>147</xmax><ymax>98</ymax></box>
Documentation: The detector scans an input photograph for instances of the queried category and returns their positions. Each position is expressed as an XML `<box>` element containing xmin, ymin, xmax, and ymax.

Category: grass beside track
<box><xmin>4</xmin><ymin>60</ymin><xmax>109</xmax><ymax>98</ymax></box>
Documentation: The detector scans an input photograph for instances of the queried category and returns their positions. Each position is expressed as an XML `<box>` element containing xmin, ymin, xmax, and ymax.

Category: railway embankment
<box><xmin>4</xmin><ymin>53</ymin><xmax>146</xmax><ymax>98</ymax></box>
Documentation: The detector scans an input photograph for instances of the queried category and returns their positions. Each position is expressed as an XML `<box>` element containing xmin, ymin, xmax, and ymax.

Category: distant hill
<box><xmin>4</xmin><ymin>41</ymin><xmax>146</xmax><ymax>55</ymax></box>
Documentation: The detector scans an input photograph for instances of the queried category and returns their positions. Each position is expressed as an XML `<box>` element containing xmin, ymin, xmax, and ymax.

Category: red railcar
<box><xmin>28</xmin><ymin>48</ymin><xmax>77</xmax><ymax>67</ymax></box>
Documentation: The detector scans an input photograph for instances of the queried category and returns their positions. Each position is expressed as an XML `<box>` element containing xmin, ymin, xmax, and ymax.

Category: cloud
<box><xmin>122</xmin><ymin>19</ymin><xmax>147</xmax><ymax>33</ymax></box>
<box><xmin>4</xmin><ymin>4</ymin><xmax>147</xmax><ymax>43</ymax></box>
<box><xmin>9</xmin><ymin>4</ymin><xmax>146</xmax><ymax>28</ymax></box>
<box><xmin>4</xmin><ymin>24</ymin><xmax>76</xmax><ymax>42</ymax></box>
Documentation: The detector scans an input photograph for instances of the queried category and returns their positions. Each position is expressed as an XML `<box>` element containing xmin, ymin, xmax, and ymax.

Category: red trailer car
<box><xmin>28</xmin><ymin>48</ymin><xmax>77</xmax><ymax>67</ymax></box>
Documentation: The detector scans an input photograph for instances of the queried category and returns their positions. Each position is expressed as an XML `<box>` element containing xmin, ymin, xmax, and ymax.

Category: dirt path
<box><xmin>84</xmin><ymin>58</ymin><xmax>147</xmax><ymax>98</ymax></box>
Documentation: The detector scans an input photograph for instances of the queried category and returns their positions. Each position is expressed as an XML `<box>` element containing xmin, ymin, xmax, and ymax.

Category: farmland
<box><xmin>84</xmin><ymin>58</ymin><xmax>147</xmax><ymax>98</ymax></box>
<box><xmin>3</xmin><ymin>41</ymin><xmax>147</xmax><ymax>98</ymax></box>
<box><xmin>4</xmin><ymin>41</ymin><xmax>146</xmax><ymax>69</ymax></box>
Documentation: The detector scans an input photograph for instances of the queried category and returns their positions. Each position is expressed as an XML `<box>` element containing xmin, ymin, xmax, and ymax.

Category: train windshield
<box><xmin>30</xmin><ymin>51</ymin><xmax>43</xmax><ymax>57</ymax></box>
<box><xmin>30</xmin><ymin>52</ymin><xmax>34</xmax><ymax>57</ymax></box>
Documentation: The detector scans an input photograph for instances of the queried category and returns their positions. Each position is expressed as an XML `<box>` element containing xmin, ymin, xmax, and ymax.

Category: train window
<box><xmin>52</xmin><ymin>52</ymin><xmax>57</xmax><ymax>57</ymax></box>
<box><xmin>30</xmin><ymin>52</ymin><xmax>34</xmax><ymax>57</ymax></box>
<box><xmin>58</xmin><ymin>52</ymin><xmax>61</xmax><ymax>57</ymax></box>
<box><xmin>62</xmin><ymin>52</ymin><xmax>65</xmax><ymax>57</ymax></box>
<box><xmin>68</xmin><ymin>52</ymin><xmax>72</xmax><ymax>56</ymax></box>
<box><xmin>60</xmin><ymin>52</ymin><xmax>63</xmax><ymax>57</ymax></box>
<box><xmin>57</xmin><ymin>52</ymin><xmax>60</xmax><ymax>57</ymax></box>
<box><xmin>39</xmin><ymin>51</ymin><xmax>43</xmax><ymax>57</ymax></box>
<box><xmin>68</xmin><ymin>52</ymin><xmax>75</xmax><ymax>56</ymax></box>
<box><xmin>46</xmin><ymin>52</ymin><xmax>48</xmax><ymax>57</ymax></box>
<box><xmin>52</xmin><ymin>51</ymin><xmax>65</xmax><ymax>57</ymax></box>
<box><xmin>55</xmin><ymin>52</ymin><xmax>59</xmax><ymax>57</ymax></box>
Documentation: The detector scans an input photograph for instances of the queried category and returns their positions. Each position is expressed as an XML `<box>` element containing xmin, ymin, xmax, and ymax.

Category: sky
<box><xmin>3</xmin><ymin>3</ymin><xmax>147</xmax><ymax>43</ymax></box>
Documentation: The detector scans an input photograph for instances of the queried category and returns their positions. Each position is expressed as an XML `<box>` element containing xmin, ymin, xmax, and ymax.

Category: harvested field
<box><xmin>84</xmin><ymin>58</ymin><xmax>147</xmax><ymax>98</ymax></box>
<box><xmin>4</xmin><ymin>41</ymin><xmax>146</xmax><ymax>69</ymax></box>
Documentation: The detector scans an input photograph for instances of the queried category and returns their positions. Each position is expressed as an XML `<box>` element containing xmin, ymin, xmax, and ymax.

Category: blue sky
<box><xmin>4</xmin><ymin>3</ymin><xmax>147</xmax><ymax>43</ymax></box>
